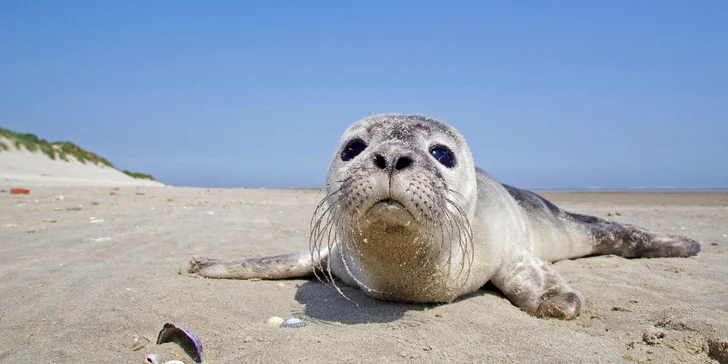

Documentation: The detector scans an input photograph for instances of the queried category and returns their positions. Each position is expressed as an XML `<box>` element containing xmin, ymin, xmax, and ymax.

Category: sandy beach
<box><xmin>1</xmin><ymin>185</ymin><xmax>726</xmax><ymax>363</ymax></box>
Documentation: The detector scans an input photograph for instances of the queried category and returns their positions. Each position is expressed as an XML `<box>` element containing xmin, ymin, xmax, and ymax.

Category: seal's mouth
<box><xmin>365</xmin><ymin>198</ymin><xmax>414</xmax><ymax>222</ymax></box>
<box><xmin>368</xmin><ymin>198</ymin><xmax>404</xmax><ymax>212</ymax></box>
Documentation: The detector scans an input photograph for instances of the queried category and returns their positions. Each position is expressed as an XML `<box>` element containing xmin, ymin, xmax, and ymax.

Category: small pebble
<box><xmin>266</xmin><ymin>316</ymin><xmax>284</xmax><ymax>326</ymax></box>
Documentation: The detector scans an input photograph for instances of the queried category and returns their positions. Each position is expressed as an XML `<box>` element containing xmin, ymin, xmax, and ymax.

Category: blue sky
<box><xmin>1</xmin><ymin>1</ymin><xmax>726</xmax><ymax>189</ymax></box>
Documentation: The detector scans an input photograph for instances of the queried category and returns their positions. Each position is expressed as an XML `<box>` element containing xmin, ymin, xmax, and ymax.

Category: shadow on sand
<box><xmin>293</xmin><ymin>279</ymin><xmax>504</xmax><ymax>325</ymax></box>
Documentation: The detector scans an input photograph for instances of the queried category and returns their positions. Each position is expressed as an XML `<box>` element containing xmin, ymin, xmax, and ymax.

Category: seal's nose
<box><xmin>394</xmin><ymin>156</ymin><xmax>412</xmax><ymax>170</ymax></box>
<box><xmin>373</xmin><ymin>154</ymin><xmax>413</xmax><ymax>171</ymax></box>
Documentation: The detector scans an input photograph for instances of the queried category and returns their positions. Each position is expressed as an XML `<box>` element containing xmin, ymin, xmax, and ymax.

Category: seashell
<box><xmin>145</xmin><ymin>354</ymin><xmax>161</xmax><ymax>364</ymax></box>
<box><xmin>280</xmin><ymin>318</ymin><xmax>307</xmax><ymax>328</ymax></box>
<box><xmin>266</xmin><ymin>316</ymin><xmax>284</xmax><ymax>327</ymax></box>
<box><xmin>144</xmin><ymin>354</ymin><xmax>186</xmax><ymax>364</ymax></box>
<box><xmin>156</xmin><ymin>323</ymin><xmax>203</xmax><ymax>363</ymax></box>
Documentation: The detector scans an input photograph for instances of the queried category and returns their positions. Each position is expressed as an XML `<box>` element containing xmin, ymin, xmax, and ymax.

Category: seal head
<box><xmin>311</xmin><ymin>114</ymin><xmax>477</xmax><ymax>302</ymax></box>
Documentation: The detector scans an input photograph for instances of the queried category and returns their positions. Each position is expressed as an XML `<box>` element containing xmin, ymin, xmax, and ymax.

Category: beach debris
<box><xmin>722</xmin><ymin>234</ymin><xmax>727</xmax><ymax>238</ymax></box>
<box><xmin>712</xmin><ymin>243</ymin><xmax>719</xmax><ymax>246</ymax></box>
<box><xmin>156</xmin><ymin>323</ymin><xmax>203</xmax><ymax>363</ymax></box>
<box><xmin>110</xmin><ymin>192</ymin><xmax>119</xmax><ymax>196</ymax></box>
<box><xmin>54</xmin><ymin>195</ymin><xmax>64</xmax><ymax>201</ymax></box>
<box><xmin>89</xmin><ymin>236</ymin><xmax>112</xmax><ymax>242</ymax></box>
<box><xmin>266</xmin><ymin>316</ymin><xmax>284</xmax><ymax>327</ymax></box>
<box><xmin>130</xmin><ymin>336</ymin><xmax>150</xmax><ymax>351</ymax></box>
<box><xmin>145</xmin><ymin>354</ymin><xmax>185</xmax><ymax>364</ymax></box>
<box><xmin>280</xmin><ymin>317</ymin><xmax>307</xmax><ymax>328</ymax></box>
<box><xmin>42</xmin><ymin>219</ymin><xmax>57</xmax><ymax>223</ymax></box>
<box><xmin>10</xmin><ymin>188</ymin><xmax>30</xmax><ymax>195</ymax></box>
<box><xmin>89</xmin><ymin>217</ymin><xmax>104</xmax><ymax>224</ymax></box>
<box><xmin>65</xmin><ymin>205</ymin><xmax>83</xmax><ymax>211</ymax></box>
<box><xmin>612</xmin><ymin>306</ymin><xmax>633</xmax><ymax>312</ymax></box>
<box><xmin>5</xmin><ymin>224</ymin><xmax>20</xmax><ymax>228</ymax></box>
<box><xmin>606</xmin><ymin>212</ymin><xmax>621</xmax><ymax>217</ymax></box>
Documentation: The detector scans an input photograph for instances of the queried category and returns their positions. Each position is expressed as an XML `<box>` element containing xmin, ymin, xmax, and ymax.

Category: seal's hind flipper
<box><xmin>188</xmin><ymin>250</ymin><xmax>323</xmax><ymax>279</ymax></box>
<box><xmin>568</xmin><ymin>212</ymin><xmax>702</xmax><ymax>258</ymax></box>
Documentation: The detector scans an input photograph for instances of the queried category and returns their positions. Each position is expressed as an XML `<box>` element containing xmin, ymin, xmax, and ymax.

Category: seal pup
<box><xmin>188</xmin><ymin>114</ymin><xmax>701</xmax><ymax>320</ymax></box>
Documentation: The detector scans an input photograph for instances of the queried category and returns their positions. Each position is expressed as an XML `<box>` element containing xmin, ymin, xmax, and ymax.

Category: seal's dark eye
<box><xmin>341</xmin><ymin>139</ymin><xmax>367</xmax><ymax>161</ymax></box>
<box><xmin>430</xmin><ymin>145</ymin><xmax>456</xmax><ymax>168</ymax></box>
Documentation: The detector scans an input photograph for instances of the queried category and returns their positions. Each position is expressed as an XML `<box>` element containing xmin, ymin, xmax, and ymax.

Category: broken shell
<box><xmin>280</xmin><ymin>318</ymin><xmax>307</xmax><ymax>328</ymax></box>
<box><xmin>266</xmin><ymin>316</ymin><xmax>284</xmax><ymax>327</ymax></box>
<box><xmin>156</xmin><ymin>323</ymin><xmax>203</xmax><ymax>363</ymax></box>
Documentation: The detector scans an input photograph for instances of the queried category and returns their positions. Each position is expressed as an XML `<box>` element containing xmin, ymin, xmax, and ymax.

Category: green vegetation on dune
<box><xmin>121</xmin><ymin>170</ymin><xmax>156</xmax><ymax>181</ymax></box>
<box><xmin>0</xmin><ymin>126</ymin><xmax>157</xmax><ymax>181</ymax></box>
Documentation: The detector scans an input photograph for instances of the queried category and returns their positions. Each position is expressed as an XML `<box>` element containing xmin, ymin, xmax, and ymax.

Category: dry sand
<box><xmin>1</xmin><ymin>185</ymin><xmax>726</xmax><ymax>363</ymax></box>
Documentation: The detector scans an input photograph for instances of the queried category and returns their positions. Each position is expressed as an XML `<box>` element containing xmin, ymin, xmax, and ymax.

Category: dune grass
<box><xmin>121</xmin><ymin>170</ymin><xmax>156</xmax><ymax>181</ymax></box>
<box><xmin>0</xmin><ymin>126</ymin><xmax>156</xmax><ymax>181</ymax></box>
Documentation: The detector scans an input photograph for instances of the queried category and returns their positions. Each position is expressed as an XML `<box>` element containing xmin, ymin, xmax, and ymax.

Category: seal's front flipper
<box><xmin>188</xmin><ymin>250</ymin><xmax>326</xmax><ymax>280</ymax></box>
<box><xmin>491</xmin><ymin>251</ymin><xmax>583</xmax><ymax>320</ymax></box>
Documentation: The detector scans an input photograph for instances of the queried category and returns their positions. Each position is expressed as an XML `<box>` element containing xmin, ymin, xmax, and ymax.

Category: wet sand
<box><xmin>1</xmin><ymin>186</ymin><xmax>726</xmax><ymax>363</ymax></box>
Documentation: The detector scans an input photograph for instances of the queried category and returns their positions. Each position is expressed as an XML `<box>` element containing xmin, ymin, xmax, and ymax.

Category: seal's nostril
<box><xmin>373</xmin><ymin>154</ymin><xmax>387</xmax><ymax>169</ymax></box>
<box><xmin>394</xmin><ymin>156</ymin><xmax>412</xmax><ymax>170</ymax></box>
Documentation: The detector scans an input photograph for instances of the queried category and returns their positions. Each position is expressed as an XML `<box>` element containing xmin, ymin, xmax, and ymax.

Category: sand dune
<box><xmin>0</xmin><ymin>136</ymin><xmax>163</xmax><ymax>187</ymax></box>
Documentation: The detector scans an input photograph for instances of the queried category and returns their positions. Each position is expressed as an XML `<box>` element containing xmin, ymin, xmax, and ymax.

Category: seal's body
<box><xmin>189</xmin><ymin>114</ymin><xmax>700</xmax><ymax>319</ymax></box>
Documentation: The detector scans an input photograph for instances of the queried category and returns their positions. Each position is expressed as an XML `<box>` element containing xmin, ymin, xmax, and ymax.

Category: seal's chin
<box><xmin>365</xmin><ymin>198</ymin><xmax>415</xmax><ymax>226</ymax></box>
